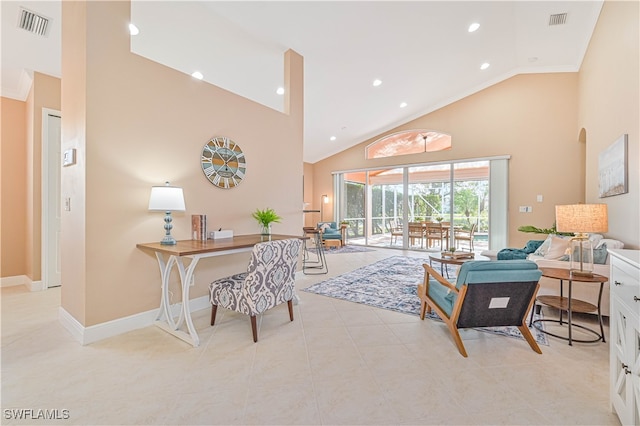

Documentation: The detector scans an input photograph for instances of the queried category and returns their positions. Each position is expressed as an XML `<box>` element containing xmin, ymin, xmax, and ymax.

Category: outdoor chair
<box><xmin>425</xmin><ymin>222</ymin><xmax>447</xmax><ymax>249</ymax></box>
<box><xmin>209</xmin><ymin>238</ymin><xmax>302</xmax><ymax>342</ymax></box>
<box><xmin>408</xmin><ymin>222</ymin><xmax>425</xmax><ymax>248</ymax></box>
<box><xmin>389</xmin><ymin>219</ymin><xmax>403</xmax><ymax>246</ymax></box>
<box><xmin>417</xmin><ymin>259</ymin><xmax>543</xmax><ymax>357</ymax></box>
<box><xmin>454</xmin><ymin>223</ymin><xmax>477</xmax><ymax>251</ymax></box>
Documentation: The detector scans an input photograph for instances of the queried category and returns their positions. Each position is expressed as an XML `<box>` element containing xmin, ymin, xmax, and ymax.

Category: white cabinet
<box><xmin>609</xmin><ymin>249</ymin><xmax>640</xmax><ymax>426</ymax></box>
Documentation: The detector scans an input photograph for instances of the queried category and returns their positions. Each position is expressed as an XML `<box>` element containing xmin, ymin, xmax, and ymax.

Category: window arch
<box><xmin>365</xmin><ymin>130</ymin><xmax>451</xmax><ymax>159</ymax></box>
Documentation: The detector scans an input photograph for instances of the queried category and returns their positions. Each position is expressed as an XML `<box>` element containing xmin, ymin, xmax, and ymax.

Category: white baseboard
<box><xmin>0</xmin><ymin>275</ymin><xmax>47</xmax><ymax>292</ymax></box>
<box><xmin>1</xmin><ymin>275</ymin><xmax>29</xmax><ymax>288</ymax></box>
<box><xmin>30</xmin><ymin>280</ymin><xmax>46</xmax><ymax>291</ymax></box>
<box><xmin>59</xmin><ymin>294</ymin><xmax>212</xmax><ymax>345</ymax></box>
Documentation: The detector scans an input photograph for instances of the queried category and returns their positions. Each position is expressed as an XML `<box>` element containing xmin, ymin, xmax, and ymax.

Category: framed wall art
<box><xmin>598</xmin><ymin>134</ymin><xmax>628</xmax><ymax>198</ymax></box>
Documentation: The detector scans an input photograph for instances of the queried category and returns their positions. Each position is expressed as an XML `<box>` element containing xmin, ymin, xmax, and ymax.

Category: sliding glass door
<box><xmin>336</xmin><ymin>158</ymin><xmax>501</xmax><ymax>251</ymax></box>
<box><xmin>452</xmin><ymin>161</ymin><xmax>489</xmax><ymax>250</ymax></box>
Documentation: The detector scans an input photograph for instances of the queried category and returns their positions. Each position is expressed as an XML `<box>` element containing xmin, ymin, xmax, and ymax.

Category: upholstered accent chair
<box><xmin>317</xmin><ymin>222</ymin><xmax>343</xmax><ymax>246</ymax></box>
<box><xmin>418</xmin><ymin>260</ymin><xmax>543</xmax><ymax>357</ymax></box>
<box><xmin>209</xmin><ymin>238</ymin><xmax>302</xmax><ymax>342</ymax></box>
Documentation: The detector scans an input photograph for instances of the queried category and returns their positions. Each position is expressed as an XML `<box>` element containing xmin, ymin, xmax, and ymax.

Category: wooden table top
<box><xmin>136</xmin><ymin>234</ymin><xmax>301</xmax><ymax>256</ymax></box>
<box><xmin>539</xmin><ymin>267</ymin><xmax>608</xmax><ymax>283</ymax></box>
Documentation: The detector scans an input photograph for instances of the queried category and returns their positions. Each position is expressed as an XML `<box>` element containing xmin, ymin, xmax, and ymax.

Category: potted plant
<box><xmin>251</xmin><ymin>208</ymin><xmax>281</xmax><ymax>235</ymax></box>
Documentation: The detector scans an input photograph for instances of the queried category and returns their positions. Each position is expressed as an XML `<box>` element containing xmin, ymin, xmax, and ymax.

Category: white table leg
<box><xmin>153</xmin><ymin>253</ymin><xmax>201</xmax><ymax>347</ymax></box>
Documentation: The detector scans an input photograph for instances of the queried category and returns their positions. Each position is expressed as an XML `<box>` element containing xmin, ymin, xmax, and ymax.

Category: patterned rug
<box><xmin>302</xmin><ymin>255</ymin><xmax>548</xmax><ymax>345</ymax></box>
<box><xmin>308</xmin><ymin>245</ymin><xmax>375</xmax><ymax>255</ymax></box>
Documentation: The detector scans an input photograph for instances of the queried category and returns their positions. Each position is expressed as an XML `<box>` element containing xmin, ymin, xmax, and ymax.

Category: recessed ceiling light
<box><xmin>191</xmin><ymin>71</ymin><xmax>203</xmax><ymax>80</ymax></box>
<box><xmin>480</xmin><ymin>62</ymin><xmax>490</xmax><ymax>70</ymax></box>
<box><xmin>399</xmin><ymin>102</ymin><xmax>407</xmax><ymax>108</ymax></box>
<box><xmin>276</xmin><ymin>87</ymin><xmax>285</xmax><ymax>95</ymax></box>
<box><xmin>372</xmin><ymin>79</ymin><xmax>382</xmax><ymax>87</ymax></box>
<box><xmin>330</xmin><ymin>136</ymin><xmax>337</xmax><ymax>141</ymax></box>
<box><xmin>128</xmin><ymin>23</ymin><xmax>139</xmax><ymax>35</ymax></box>
<box><xmin>528</xmin><ymin>57</ymin><xmax>539</xmax><ymax>63</ymax></box>
<box><xmin>468</xmin><ymin>23</ymin><xmax>480</xmax><ymax>33</ymax></box>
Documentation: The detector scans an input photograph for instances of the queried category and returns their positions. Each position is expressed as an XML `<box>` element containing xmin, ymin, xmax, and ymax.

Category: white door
<box><xmin>43</xmin><ymin>111</ymin><xmax>62</xmax><ymax>288</ymax></box>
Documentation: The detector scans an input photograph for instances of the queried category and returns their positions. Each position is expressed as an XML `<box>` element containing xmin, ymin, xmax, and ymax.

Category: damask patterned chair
<box><xmin>209</xmin><ymin>238</ymin><xmax>302</xmax><ymax>342</ymax></box>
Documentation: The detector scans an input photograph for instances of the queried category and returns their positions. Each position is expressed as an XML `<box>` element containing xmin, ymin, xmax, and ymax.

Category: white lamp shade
<box><xmin>555</xmin><ymin>204</ymin><xmax>608</xmax><ymax>233</ymax></box>
<box><xmin>148</xmin><ymin>185</ymin><xmax>186</xmax><ymax>212</ymax></box>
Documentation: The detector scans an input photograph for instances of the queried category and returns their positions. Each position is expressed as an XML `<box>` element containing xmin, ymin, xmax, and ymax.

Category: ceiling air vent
<box><xmin>17</xmin><ymin>7</ymin><xmax>50</xmax><ymax>37</ymax></box>
<box><xmin>548</xmin><ymin>13</ymin><xmax>568</xmax><ymax>26</ymax></box>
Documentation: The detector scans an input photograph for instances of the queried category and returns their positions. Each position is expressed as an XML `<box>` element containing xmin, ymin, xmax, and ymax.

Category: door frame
<box><xmin>41</xmin><ymin>108</ymin><xmax>62</xmax><ymax>289</ymax></box>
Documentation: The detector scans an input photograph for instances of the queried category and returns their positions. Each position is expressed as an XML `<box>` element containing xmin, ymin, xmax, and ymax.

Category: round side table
<box><xmin>530</xmin><ymin>267</ymin><xmax>607</xmax><ymax>345</ymax></box>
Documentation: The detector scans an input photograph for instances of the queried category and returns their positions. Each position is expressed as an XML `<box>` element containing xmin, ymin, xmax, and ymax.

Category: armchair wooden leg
<box><xmin>287</xmin><ymin>300</ymin><xmax>294</xmax><ymax>321</ymax></box>
<box><xmin>419</xmin><ymin>300</ymin><xmax>427</xmax><ymax>320</ymax></box>
<box><xmin>210</xmin><ymin>305</ymin><xmax>218</xmax><ymax>326</ymax></box>
<box><xmin>446</xmin><ymin>323</ymin><xmax>468</xmax><ymax>358</ymax></box>
<box><xmin>517</xmin><ymin>324</ymin><xmax>542</xmax><ymax>354</ymax></box>
<box><xmin>250</xmin><ymin>315</ymin><xmax>258</xmax><ymax>342</ymax></box>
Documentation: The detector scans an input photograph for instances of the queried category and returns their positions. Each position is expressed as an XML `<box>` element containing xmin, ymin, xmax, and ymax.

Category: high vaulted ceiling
<box><xmin>2</xmin><ymin>1</ymin><xmax>603</xmax><ymax>163</ymax></box>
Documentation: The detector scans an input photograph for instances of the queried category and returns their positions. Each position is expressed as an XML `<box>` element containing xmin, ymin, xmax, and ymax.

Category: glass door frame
<box><xmin>333</xmin><ymin>155</ymin><xmax>508</xmax><ymax>250</ymax></box>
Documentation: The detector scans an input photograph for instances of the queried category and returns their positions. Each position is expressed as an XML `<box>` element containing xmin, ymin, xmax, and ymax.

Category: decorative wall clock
<box><xmin>200</xmin><ymin>137</ymin><xmax>246</xmax><ymax>189</ymax></box>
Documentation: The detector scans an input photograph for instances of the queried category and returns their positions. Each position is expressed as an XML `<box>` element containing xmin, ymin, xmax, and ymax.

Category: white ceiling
<box><xmin>2</xmin><ymin>1</ymin><xmax>603</xmax><ymax>163</ymax></box>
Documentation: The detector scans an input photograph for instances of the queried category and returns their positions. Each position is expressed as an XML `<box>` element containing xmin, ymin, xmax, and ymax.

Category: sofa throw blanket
<box><xmin>497</xmin><ymin>240</ymin><xmax>544</xmax><ymax>260</ymax></box>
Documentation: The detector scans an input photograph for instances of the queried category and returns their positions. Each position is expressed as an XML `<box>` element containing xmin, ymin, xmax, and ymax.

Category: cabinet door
<box><xmin>611</xmin><ymin>295</ymin><xmax>638</xmax><ymax>425</ymax></box>
<box><xmin>630</xmin><ymin>311</ymin><xmax>639</xmax><ymax>426</ymax></box>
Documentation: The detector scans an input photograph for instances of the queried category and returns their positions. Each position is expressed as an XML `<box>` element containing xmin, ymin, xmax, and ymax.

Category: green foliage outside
<box><xmin>343</xmin><ymin>179</ymin><xmax>489</xmax><ymax>237</ymax></box>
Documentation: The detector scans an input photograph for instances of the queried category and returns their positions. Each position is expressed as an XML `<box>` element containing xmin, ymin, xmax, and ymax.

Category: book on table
<box><xmin>441</xmin><ymin>251</ymin><xmax>474</xmax><ymax>259</ymax></box>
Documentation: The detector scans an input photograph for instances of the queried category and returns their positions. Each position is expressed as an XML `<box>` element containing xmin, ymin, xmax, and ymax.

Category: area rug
<box><xmin>302</xmin><ymin>255</ymin><xmax>548</xmax><ymax>345</ymax></box>
<box><xmin>308</xmin><ymin>245</ymin><xmax>375</xmax><ymax>255</ymax></box>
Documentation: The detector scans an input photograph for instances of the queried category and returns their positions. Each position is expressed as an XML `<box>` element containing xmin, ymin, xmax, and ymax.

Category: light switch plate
<box><xmin>62</xmin><ymin>149</ymin><xmax>76</xmax><ymax>166</ymax></box>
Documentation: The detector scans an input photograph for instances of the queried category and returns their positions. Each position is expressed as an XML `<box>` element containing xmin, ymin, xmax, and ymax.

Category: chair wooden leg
<box><xmin>419</xmin><ymin>300</ymin><xmax>427</xmax><ymax>320</ymax></box>
<box><xmin>210</xmin><ymin>305</ymin><xmax>218</xmax><ymax>326</ymax></box>
<box><xmin>517</xmin><ymin>324</ymin><xmax>542</xmax><ymax>354</ymax></box>
<box><xmin>446</xmin><ymin>323</ymin><xmax>468</xmax><ymax>358</ymax></box>
<box><xmin>287</xmin><ymin>300</ymin><xmax>294</xmax><ymax>321</ymax></box>
<box><xmin>250</xmin><ymin>315</ymin><xmax>258</xmax><ymax>342</ymax></box>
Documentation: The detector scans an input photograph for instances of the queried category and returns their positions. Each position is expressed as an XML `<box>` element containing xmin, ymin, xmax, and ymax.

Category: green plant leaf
<box><xmin>251</xmin><ymin>208</ymin><xmax>282</xmax><ymax>226</ymax></box>
<box><xmin>517</xmin><ymin>224</ymin><xmax>573</xmax><ymax>236</ymax></box>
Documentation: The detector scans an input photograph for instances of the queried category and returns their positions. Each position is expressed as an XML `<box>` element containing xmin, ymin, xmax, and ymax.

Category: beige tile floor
<box><xmin>1</xmin><ymin>247</ymin><xmax>619</xmax><ymax>425</ymax></box>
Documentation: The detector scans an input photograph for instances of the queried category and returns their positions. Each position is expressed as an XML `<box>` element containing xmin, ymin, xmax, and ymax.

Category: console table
<box><xmin>137</xmin><ymin>234</ymin><xmax>300</xmax><ymax>347</ymax></box>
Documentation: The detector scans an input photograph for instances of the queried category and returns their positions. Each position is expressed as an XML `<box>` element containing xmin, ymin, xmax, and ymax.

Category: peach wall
<box><xmin>62</xmin><ymin>1</ymin><xmax>303</xmax><ymax>326</ymax></box>
<box><xmin>1</xmin><ymin>97</ymin><xmax>27</xmax><ymax>277</ymax></box>
<box><xmin>578</xmin><ymin>0</ymin><xmax>639</xmax><ymax>249</ymax></box>
<box><xmin>303</xmin><ymin>162</ymin><xmax>317</xmax><ymax>226</ymax></box>
<box><xmin>313</xmin><ymin>73</ymin><xmax>582</xmax><ymax>248</ymax></box>
<box><xmin>60</xmin><ymin>0</ymin><xmax>87</xmax><ymax>324</ymax></box>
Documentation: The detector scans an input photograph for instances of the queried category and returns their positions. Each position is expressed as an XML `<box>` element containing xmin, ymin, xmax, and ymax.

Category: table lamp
<box><xmin>148</xmin><ymin>182</ymin><xmax>186</xmax><ymax>245</ymax></box>
<box><xmin>555</xmin><ymin>204</ymin><xmax>608</xmax><ymax>277</ymax></box>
